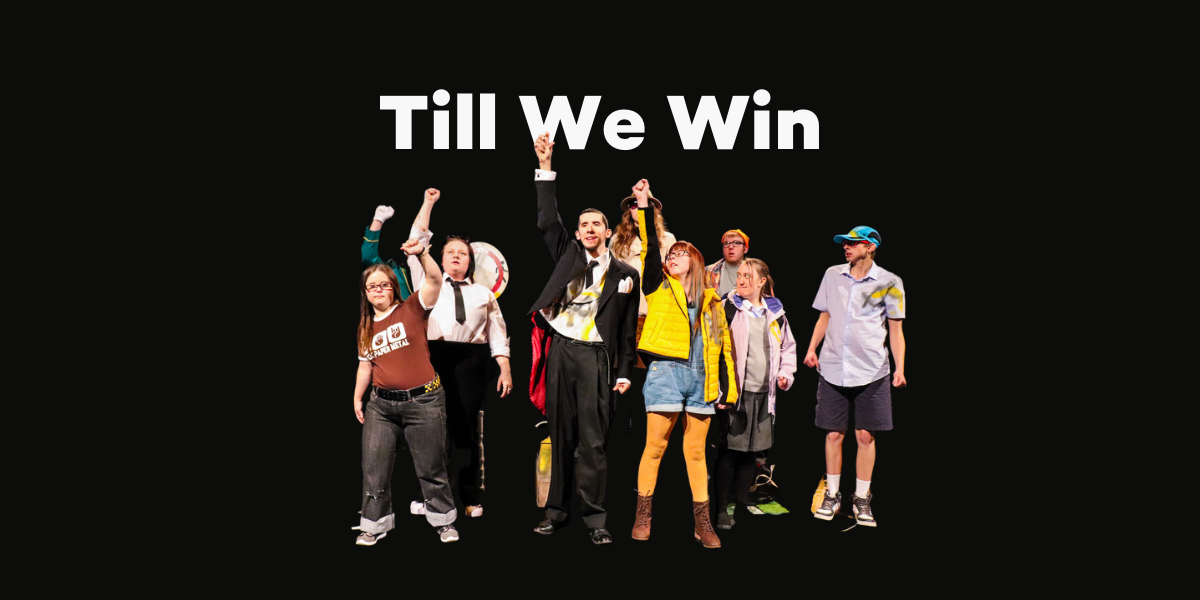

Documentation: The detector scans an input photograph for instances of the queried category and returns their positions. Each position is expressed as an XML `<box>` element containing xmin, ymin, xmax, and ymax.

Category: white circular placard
<box><xmin>471</xmin><ymin>241</ymin><xmax>509</xmax><ymax>298</ymax></box>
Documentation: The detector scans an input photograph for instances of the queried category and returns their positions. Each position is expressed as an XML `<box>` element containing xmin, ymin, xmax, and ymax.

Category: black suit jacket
<box><xmin>529</xmin><ymin>178</ymin><xmax>640</xmax><ymax>383</ymax></box>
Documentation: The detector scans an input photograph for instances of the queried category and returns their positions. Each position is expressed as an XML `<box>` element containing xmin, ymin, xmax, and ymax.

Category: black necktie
<box><xmin>449</xmin><ymin>279</ymin><xmax>467</xmax><ymax>324</ymax></box>
<box><xmin>585</xmin><ymin>260</ymin><xmax>599</xmax><ymax>289</ymax></box>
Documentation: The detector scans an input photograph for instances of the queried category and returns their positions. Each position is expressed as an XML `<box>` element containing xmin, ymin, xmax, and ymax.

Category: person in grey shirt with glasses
<box><xmin>705</xmin><ymin>229</ymin><xmax>750</xmax><ymax>299</ymax></box>
<box><xmin>803</xmin><ymin>226</ymin><xmax>906</xmax><ymax>528</ymax></box>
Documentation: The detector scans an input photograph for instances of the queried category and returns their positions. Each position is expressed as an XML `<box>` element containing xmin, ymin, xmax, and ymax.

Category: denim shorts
<box><xmin>643</xmin><ymin>360</ymin><xmax>714</xmax><ymax>415</ymax></box>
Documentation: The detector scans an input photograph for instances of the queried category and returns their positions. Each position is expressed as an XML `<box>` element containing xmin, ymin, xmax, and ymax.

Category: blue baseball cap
<box><xmin>833</xmin><ymin>226</ymin><xmax>881</xmax><ymax>247</ymax></box>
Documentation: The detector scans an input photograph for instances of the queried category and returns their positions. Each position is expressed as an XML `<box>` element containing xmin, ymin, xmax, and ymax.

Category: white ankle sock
<box><xmin>826</xmin><ymin>474</ymin><xmax>840</xmax><ymax>496</ymax></box>
<box><xmin>855</xmin><ymin>478</ymin><xmax>870</xmax><ymax>498</ymax></box>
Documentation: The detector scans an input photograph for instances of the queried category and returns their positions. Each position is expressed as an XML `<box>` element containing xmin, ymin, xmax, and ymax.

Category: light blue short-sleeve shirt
<box><xmin>812</xmin><ymin>262</ymin><xmax>905</xmax><ymax>388</ymax></box>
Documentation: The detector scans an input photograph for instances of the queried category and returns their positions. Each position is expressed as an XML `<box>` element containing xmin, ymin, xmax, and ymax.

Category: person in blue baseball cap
<box><xmin>832</xmin><ymin>226</ymin><xmax>881</xmax><ymax>252</ymax></box>
<box><xmin>802</xmin><ymin>225</ymin><xmax>906</xmax><ymax>528</ymax></box>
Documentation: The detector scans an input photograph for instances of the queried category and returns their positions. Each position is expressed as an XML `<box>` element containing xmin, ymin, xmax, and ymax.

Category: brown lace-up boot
<box><xmin>693</xmin><ymin>500</ymin><xmax>721</xmax><ymax>548</ymax></box>
<box><xmin>632</xmin><ymin>491</ymin><xmax>653</xmax><ymax>540</ymax></box>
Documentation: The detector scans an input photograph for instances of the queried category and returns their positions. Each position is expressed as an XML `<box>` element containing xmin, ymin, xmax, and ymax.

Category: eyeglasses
<box><xmin>842</xmin><ymin>240</ymin><xmax>870</xmax><ymax>247</ymax></box>
<box><xmin>722</xmin><ymin>241</ymin><xmax>744</xmax><ymax>248</ymax></box>
<box><xmin>365</xmin><ymin>282</ymin><xmax>394</xmax><ymax>292</ymax></box>
<box><xmin>666</xmin><ymin>251</ymin><xmax>689</xmax><ymax>261</ymax></box>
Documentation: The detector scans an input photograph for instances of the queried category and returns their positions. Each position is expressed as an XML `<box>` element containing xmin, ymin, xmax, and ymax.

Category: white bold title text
<box><xmin>380</xmin><ymin>90</ymin><xmax>819</xmax><ymax>150</ymax></box>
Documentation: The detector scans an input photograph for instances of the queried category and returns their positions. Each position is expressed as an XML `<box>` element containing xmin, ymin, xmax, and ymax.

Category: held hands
<box><xmin>612</xmin><ymin>381</ymin><xmax>630</xmax><ymax>394</ymax></box>
<box><xmin>803</xmin><ymin>350</ymin><xmax>819</xmax><ymax>370</ymax></box>
<box><xmin>401</xmin><ymin>238</ymin><xmax>426</xmax><ymax>256</ymax></box>
<box><xmin>354</xmin><ymin>398</ymin><xmax>365</xmax><ymax>424</ymax></box>
<box><xmin>373</xmin><ymin>205</ymin><xmax>395</xmax><ymax>223</ymax></box>
<box><xmin>424</xmin><ymin>188</ymin><xmax>440</xmax><ymax>203</ymax></box>
<box><xmin>631</xmin><ymin>179</ymin><xmax>651</xmax><ymax>207</ymax></box>
<box><xmin>534</xmin><ymin>132</ymin><xmax>555</xmax><ymax>169</ymax></box>
<box><xmin>892</xmin><ymin>372</ymin><xmax>906</xmax><ymax>388</ymax></box>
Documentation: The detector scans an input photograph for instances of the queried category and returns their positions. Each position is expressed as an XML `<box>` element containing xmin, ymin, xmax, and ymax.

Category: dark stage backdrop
<box><xmin>292</xmin><ymin>78</ymin><xmax>972</xmax><ymax>569</ymax></box>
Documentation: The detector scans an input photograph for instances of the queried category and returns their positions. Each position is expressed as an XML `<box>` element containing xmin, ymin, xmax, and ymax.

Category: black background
<box><xmin>291</xmin><ymin>72</ymin><xmax>980</xmax><ymax>572</ymax></box>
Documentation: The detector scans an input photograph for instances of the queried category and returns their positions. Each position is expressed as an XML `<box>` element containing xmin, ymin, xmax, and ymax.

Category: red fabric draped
<box><xmin>529</xmin><ymin>314</ymin><xmax>552</xmax><ymax>414</ymax></box>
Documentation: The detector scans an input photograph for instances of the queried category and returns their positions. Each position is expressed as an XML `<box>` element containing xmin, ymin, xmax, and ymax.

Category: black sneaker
<box><xmin>814</xmin><ymin>490</ymin><xmax>841</xmax><ymax>521</ymax></box>
<box><xmin>716</xmin><ymin>512</ymin><xmax>735</xmax><ymax>530</ymax></box>
<box><xmin>851</xmin><ymin>491</ymin><xmax>876</xmax><ymax>527</ymax></box>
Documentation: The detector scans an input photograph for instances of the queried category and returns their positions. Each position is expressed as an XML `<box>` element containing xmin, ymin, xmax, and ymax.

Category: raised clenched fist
<box><xmin>373</xmin><ymin>205</ymin><xmax>395</xmax><ymax>223</ymax></box>
<box><xmin>401</xmin><ymin>238</ymin><xmax>426</xmax><ymax>256</ymax></box>
<box><xmin>425</xmin><ymin>188</ymin><xmax>440</xmax><ymax>203</ymax></box>
<box><xmin>534</xmin><ymin>132</ymin><xmax>555</xmax><ymax>167</ymax></box>
<box><xmin>631</xmin><ymin>179</ymin><xmax>651</xmax><ymax>206</ymax></box>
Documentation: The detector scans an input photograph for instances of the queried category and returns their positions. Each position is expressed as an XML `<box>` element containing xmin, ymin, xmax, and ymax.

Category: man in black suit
<box><xmin>528</xmin><ymin>132</ymin><xmax>640</xmax><ymax>545</ymax></box>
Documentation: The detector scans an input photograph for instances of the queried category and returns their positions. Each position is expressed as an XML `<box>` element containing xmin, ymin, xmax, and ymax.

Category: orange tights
<box><xmin>637</xmin><ymin>412</ymin><xmax>711</xmax><ymax>501</ymax></box>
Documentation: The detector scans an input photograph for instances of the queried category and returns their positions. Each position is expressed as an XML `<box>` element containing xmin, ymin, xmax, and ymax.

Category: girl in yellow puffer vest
<box><xmin>628</xmin><ymin>179</ymin><xmax>737</xmax><ymax>549</ymax></box>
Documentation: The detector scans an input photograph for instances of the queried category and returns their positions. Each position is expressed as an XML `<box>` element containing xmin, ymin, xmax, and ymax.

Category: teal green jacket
<box><xmin>361</xmin><ymin>227</ymin><xmax>415</xmax><ymax>300</ymax></box>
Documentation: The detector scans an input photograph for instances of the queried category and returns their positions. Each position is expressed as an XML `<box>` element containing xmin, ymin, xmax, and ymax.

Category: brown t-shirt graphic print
<box><xmin>359</xmin><ymin>298</ymin><xmax>436</xmax><ymax>391</ymax></box>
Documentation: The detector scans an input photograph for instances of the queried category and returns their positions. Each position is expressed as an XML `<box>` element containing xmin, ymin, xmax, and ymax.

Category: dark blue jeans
<box><xmin>360</xmin><ymin>386</ymin><xmax>457</xmax><ymax>534</ymax></box>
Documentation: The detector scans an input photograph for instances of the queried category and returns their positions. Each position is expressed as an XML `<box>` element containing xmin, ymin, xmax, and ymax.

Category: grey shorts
<box><xmin>815</xmin><ymin>376</ymin><xmax>893</xmax><ymax>432</ymax></box>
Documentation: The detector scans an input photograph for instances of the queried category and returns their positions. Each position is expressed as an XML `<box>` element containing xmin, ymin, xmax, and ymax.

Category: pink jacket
<box><xmin>725</xmin><ymin>293</ymin><xmax>798</xmax><ymax>419</ymax></box>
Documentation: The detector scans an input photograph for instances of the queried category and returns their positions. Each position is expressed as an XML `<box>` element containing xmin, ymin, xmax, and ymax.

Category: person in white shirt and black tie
<box><xmin>368</xmin><ymin>189</ymin><xmax>512</xmax><ymax>521</ymax></box>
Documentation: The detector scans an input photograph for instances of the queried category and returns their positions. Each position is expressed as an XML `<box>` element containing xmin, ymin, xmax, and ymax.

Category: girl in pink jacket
<box><xmin>714</xmin><ymin>258</ymin><xmax>798</xmax><ymax>529</ymax></box>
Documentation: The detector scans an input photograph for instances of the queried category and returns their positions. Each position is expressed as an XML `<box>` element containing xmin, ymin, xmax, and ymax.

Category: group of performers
<box><xmin>351</xmin><ymin>132</ymin><xmax>907</xmax><ymax>547</ymax></box>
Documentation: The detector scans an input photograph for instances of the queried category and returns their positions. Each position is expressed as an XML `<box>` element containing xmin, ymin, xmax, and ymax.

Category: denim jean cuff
<box><xmin>645</xmin><ymin>404</ymin><xmax>683</xmax><ymax>413</ymax></box>
<box><xmin>360</xmin><ymin>513</ymin><xmax>395</xmax><ymax>535</ymax></box>
<box><xmin>425</xmin><ymin>507</ymin><xmax>457</xmax><ymax>527</ymax></box>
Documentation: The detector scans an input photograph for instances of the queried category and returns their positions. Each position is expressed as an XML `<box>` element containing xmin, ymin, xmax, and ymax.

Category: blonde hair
<box><xmin>741</xmin><ymin>258</ymin><xmax>775</xmax><ymax>298</ymax></box>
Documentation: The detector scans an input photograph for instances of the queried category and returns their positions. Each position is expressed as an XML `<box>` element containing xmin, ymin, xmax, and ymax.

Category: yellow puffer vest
<box><xmin>636</xmin><ymin>211</ymin><xmax>738</xmax><ymax>405</ymax></box>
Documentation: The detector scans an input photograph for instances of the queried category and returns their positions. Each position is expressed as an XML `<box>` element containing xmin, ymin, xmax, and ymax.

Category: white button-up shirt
<box><xmin>541</xmin><ymin>248</ymin><xmax>611</xmax><ymax>343</ymax></box>
<box><xmin>812</xmin><ymin>262</ymin><xmax>905</xmax><ymax>387</ymax></box>
<box><xmin>407</xmin><ymin>227</ymin><xmax>510</xmax><ymax>357</ymax></box>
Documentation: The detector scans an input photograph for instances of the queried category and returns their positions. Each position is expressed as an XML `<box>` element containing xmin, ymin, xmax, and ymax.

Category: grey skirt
<box><xmin>725</xmin><ymin>390</ymin><xmax>772</xmax><ymax>452</ymax></box>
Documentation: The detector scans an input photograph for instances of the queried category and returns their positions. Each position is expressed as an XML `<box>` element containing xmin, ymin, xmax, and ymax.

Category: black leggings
<box><xmin>715</xmin><ymin>448</ymin><xmax>757</xmax><ymax>509</ymax></box>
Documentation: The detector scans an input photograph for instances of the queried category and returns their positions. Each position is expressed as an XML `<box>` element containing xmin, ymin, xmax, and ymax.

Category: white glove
<box><xmin>373</xmin><ymin>205</ymin><xmax>395</xmax><ymax>223</ymax></box>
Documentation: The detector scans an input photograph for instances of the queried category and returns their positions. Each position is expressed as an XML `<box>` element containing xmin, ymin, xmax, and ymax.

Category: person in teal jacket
<box><xmin>362</xmin><ymin>203</ymin><xmax>416</xmax><ymax>301</ymax></box>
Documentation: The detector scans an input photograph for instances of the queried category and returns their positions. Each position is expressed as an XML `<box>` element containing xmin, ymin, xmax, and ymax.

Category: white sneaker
<box><xmin>410</xmin><ymin>501</ymin><xmax>426</xmax><ymax>515</ymax></box>
<box><xmin>467</xmin><ymin>505</ymin><xmax>483</xmax><ymax>518</ymax></box>
<box><xmin>852</xmin><ymin>492</ymin><xmax>876</xmax><ymax>527</ymax></box>
<box><xmin>438</xmin><ymin>524</ymin><xmax>459</xmax><ymax>543</ymax></box>
<box><xmin>814</xmin><ymin>490</ymin><xmax>841</xmax><ymax>521</ymax></box>
<box><xmin>356</xmin><ymin>531</ymin><xmax>386</xmax><ymax>546</ymax></box>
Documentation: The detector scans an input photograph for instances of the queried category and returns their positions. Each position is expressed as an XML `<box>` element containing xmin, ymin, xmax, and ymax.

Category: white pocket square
<box><xmin>618</xmin><ymin>277</ymin><xmax>633</xmax><ymax>293</ymax></box>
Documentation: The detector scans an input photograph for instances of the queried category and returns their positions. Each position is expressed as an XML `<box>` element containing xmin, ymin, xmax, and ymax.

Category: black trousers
<box><xmin>544</xmin><ymin>336</ymin><xmax>614</xmax><ymax>529</ymax></box>
<box><xmin>428</xmin><ymin>340</ymin><xmax>490</xmax><ymax>508</ymax></box>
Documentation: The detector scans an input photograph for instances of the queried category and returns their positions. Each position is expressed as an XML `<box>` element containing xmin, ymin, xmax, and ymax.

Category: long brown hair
<box><xmin>741</xmin><ymin>258</ymin><xmax>775</xmax><ymax>299</ymax></box>
<box><xmin>612</xmin><ymin>205</ymin><xmax>668</xmax><ymax>261</ymax></box>
<box><xmin>358</xmin><ymin>263</ymin><xmax>401</xmax><ymax>356</ymax></box>
<box><xmin>666</xmin><ymin>241</ymin><xmax>724</xmax><ymax>341</ymax></box>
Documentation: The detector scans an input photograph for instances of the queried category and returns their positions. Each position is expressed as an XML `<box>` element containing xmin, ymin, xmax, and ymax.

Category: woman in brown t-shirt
<box><xmin>351</xmin><ymin>227</ymin><xmax>462</xmax><ymax>546</ymax></box>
